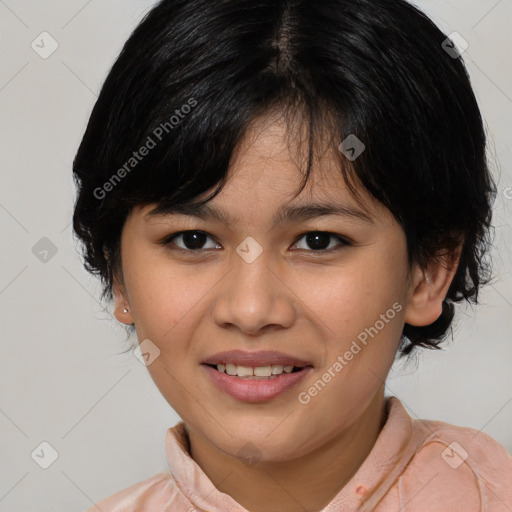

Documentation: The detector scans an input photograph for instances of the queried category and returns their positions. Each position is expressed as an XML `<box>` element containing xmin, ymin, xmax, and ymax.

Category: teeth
<box><xmin>254</xmin><ymin>366</ymin><xmax>272</xmax><ymax>377</ymax></box>
<box><xmin>271</xmin><ymin>365</ymin><xmax>284</xmax><ymax>375</ymax></box>
<box><xmin>225</xmin><ymin>363</ymin><xmax>237</xmax><ymax>376</ymax></box>
<box><xmin>215</xmin><ymin>363</ymin><xmax>299</xmax><ymax>377</ymax></box>
<box><xmin>236</xmin><ymin>365</ymin><xmax>253</xmax><ymax>377</ymax></box>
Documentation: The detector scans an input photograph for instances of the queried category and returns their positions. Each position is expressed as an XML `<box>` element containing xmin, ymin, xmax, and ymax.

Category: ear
<box><xmin>404</xmin><ymin>243</ymin><xmax>463</xmax><ymax>327</ymax></box>
<box><xmin>112</xmin><ymin>274</ymin><xmax>134</xmax><ymax>325</ymax></box>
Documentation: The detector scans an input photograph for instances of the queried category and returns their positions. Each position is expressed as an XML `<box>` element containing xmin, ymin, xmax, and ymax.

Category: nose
<box><xmin>210</xmin><ymin>247</ymin><xmax>296</xmax><ymax>336</ymax></box>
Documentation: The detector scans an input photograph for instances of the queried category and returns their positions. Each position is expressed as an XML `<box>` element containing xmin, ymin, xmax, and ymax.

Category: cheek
<box><xmin>122</xmin><ymin>255</ymin><xmax>212</xmax><ymax>415</ymax></box>
<box><xmin>298</xmin><ymin>260</ymin><xmax>404</xmax><ymax>340</ymax></box>
<box><xmin>295</xmin><ymin>253</ymin><xmax>407</xmax><ymax>393</ymax></box>
<box><xmin>121</xmin><ymin>244</ymin><xmax>213</xmax><ymax>338</ymax></box>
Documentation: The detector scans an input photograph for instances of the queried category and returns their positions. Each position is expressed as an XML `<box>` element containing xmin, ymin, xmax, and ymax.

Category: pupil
<box><xmin>183</xmin><ymin>231</ymin><xmax>206</xmax><ymax>250</ymax></box>
<box><xmin>306</xmin><ymin>232</ymin><xmax>330</xmax><ymax>250</ymax></box>
<box><xmin>182</xmin><ymin>232</ymin><xmax>330</xmax><ymax>251</ymax></box>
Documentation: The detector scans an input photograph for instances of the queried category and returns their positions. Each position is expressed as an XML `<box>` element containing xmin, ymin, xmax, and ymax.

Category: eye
<box><xmin>292</xmin><ymin>231</ymin><xmax>351</xmax><ymax>252</ymax></box>
<box><xmin>161</xmin><ymin>230</ymin><xmax>220</xmax><ymax>251</ymax></box>
<box><xmin>160</xmin><ymin>230</ymin><xmax>351</xmax><ymax>254</ymax></box>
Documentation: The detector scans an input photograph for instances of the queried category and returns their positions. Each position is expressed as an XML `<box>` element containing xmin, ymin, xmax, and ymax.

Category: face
<box><xmin>113</xmin><ymin>114</ymin><xmax>424</xmax><ymax>463</ymax></box>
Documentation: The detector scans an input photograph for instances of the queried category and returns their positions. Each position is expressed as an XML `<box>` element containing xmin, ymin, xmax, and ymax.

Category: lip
<box><xmin>201</xmin><ymin>349</ymin><xmax>313</xmax><ymax>368</ymax></box>
<box><xmin>202</xmin><ymin>364</ymin><xmax>313</xmax><ymax>402</ymax></box>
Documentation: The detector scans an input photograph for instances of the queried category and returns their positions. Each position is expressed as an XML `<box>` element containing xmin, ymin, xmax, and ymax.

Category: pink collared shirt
<box><xmin>85</xmin><ymin>396</ymin><xmax>512</xmax><ymax>511</ymax></box>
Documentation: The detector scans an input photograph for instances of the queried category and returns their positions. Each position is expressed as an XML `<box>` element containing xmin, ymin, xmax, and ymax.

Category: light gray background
<box><xmin>0</xmin><ymin>1</ymin><xmax>511</xmax><ymax>511</ymax></box>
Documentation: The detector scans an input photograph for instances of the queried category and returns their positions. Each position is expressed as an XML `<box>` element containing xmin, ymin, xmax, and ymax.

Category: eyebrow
<box><xmin>145</xmin><ymin>200</ymin><xmax>374</xmax><ymax>227</ymax></box>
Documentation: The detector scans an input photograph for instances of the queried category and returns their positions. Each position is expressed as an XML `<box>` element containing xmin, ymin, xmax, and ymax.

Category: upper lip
<box><xmin>202</xmin><ymin>350</ymin><xmax>313</xmax><ymax>368</ymax></box>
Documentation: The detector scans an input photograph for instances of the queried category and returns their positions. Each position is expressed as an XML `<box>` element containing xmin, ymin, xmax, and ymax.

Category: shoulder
<box><xmin>84</xmin><ymin>470</ymin><xmax>193</xmax><ymax>511</ymax></box>
<box><xmin>400</xmin><ymin>417</ymin><xmax>512</xmax><ymax>511</ymax></box>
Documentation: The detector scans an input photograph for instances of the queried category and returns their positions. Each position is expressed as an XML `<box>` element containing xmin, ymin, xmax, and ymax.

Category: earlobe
<box><xmin>404</xmin><ymin>245</ymin><xmax>462</xmax><ymax>327</ymax></box>
<box><xmin>112</xmin><ymin>278</ymin><xmax>134</xmax><ymax>325</ymax></box>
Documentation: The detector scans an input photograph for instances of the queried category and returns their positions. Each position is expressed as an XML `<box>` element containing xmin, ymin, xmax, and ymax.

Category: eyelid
<box><xmin>291</xmin><ymin>231</ymin><xmax>352</xmax><ymax>252</ymax></box>
<box><xmin>159</xmin><ymin>230</ymin><xmax>220</xmax><ymax>250</ymax></box>
<box><xmin>159</xmin><ymin>230</ymin><xmax>352</xmax><ymax>253</ymax></box>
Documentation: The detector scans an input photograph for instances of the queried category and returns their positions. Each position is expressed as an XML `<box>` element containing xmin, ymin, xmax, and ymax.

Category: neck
<box><xmin>186</xmin><ymin>388</ymin><xmax>388</xmax><ymax>512</ymax></box>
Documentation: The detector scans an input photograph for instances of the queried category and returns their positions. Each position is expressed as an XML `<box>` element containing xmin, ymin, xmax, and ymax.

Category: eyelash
<box><xmin>159</xmin><ymin>230</ymin><xmax>352</xmax><ymax>255</ymax></box>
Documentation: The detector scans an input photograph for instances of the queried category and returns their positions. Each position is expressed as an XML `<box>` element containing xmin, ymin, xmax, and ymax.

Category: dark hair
<box><xmin>72</xmin><ymin>0</ymin><xmax>496</xmax><ymax>358</ymax></box>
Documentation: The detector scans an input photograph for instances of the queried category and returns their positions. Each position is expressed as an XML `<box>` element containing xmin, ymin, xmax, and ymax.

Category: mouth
<box><xmin>201</xmin><ymin>362</ymin><xmax>314</xmax><ymax>402</ymax></box>
<box><xmin>200</xmin><ymin>350</ymin><xmax>314</xmax><ymax>401</ymax></box>
<box><xmin>201</xmin><ymin>349</ymin><xmax>313</xmax><ymax>371</ymax></box>
<box><xmin>203</xmin><ymin>363</ymin><xmax>310</xmax><ymax>379</ymax></box>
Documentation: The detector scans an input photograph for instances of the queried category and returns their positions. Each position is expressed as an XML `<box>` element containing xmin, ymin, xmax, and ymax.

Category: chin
<box><xmin>218</xmin><ymin>428</ymin><xmax>308</xmax><ymax>464</ymax></box>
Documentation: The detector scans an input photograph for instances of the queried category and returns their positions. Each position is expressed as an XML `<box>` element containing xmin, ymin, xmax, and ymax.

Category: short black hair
<box><xmin>72</xmin><ymin>0</ymin><xmax>496</xmax><ymax>358</ymax></box>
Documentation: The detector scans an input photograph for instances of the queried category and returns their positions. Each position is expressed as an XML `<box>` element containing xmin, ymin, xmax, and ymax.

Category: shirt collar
<box><xmin>165</xmin><ymin>396</ymin><xmax>420</xmax><ymax>511</ymax></box>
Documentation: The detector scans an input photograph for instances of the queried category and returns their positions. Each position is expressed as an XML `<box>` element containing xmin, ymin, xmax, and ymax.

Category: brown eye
<box><xmin>293</xmin><ymin>232</ymin><xmax>351</xmax><ymax>252</ymax></box>
<box><xmin>159</xmin><ymin>230</ymin><xmax>351</xmax><ymax>254</ymax></box>
<box><xmin>162</xmin><ymin>230</ymin><xmax>220</xmax><ymax>251</ymax></box>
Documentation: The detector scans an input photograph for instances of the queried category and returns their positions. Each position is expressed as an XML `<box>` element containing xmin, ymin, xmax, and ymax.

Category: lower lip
<box><xmin>202</xmin><ymin>364</ymin><xmax>313</xmax><ymax>403</ymax></box>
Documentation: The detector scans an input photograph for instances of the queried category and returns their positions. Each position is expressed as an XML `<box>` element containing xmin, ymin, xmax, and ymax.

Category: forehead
<box><xmin>215</xmin><ymin>113</ymin><xmax>371</xmax><ymax>207</ymax></box>
<box><xmin>138</xmin><ymin>113</ymin><xmax>391</xmax><ymax>225</ymax></box>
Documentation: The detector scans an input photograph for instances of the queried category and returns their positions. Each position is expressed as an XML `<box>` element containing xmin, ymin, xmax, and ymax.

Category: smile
<box><xmin>210</xmin><ymin>363</ymin><xmax>304</xmax><ymax>378</ymax></box>
<box><xmin>201</xmin><ymin>363</ymin><xmax>313</xmax><ymax>402</ymax></box>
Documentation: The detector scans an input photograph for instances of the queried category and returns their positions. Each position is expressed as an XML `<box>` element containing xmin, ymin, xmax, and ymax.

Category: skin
<box><xmin>112</xmin><ymin>112</ymin><xmax>461</xmax><ymax>512</ymax></box>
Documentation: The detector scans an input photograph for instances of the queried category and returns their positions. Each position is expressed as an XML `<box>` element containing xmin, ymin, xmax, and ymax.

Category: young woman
<box><xmin>73</xmin><ymin>0</ymin><xmax>512</xmax><ymax>510</ymax></box>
